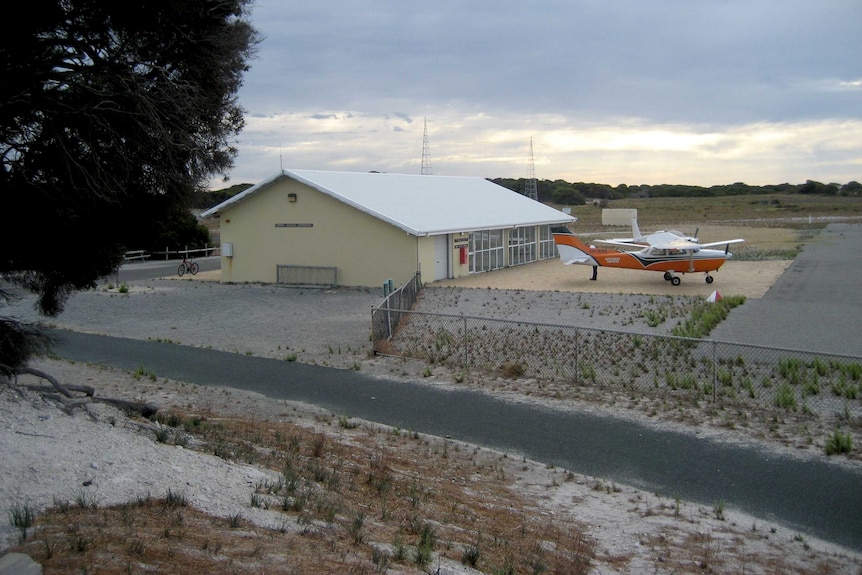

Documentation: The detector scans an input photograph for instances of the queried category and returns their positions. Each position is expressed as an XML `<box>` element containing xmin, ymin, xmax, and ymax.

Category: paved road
<box><xmin>48</xmin><ymin>328</ymin><xmax>862</xmax><ymax>550</ymax></box>
<box><xmin>110</xmin><ymin>256</ymin><xmax>221</xmax><ymax>284</ymax></box>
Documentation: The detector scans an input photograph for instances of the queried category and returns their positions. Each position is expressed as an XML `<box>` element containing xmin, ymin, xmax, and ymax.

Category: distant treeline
<box><xmin>195</xmin><ymin>182</ymin><xmax>253</xmax><ymax>209</ymax></box>
<box><xmin>196</xmin><ymin>178</ymin><xmax>860</xmax><ymax>210</ymax></box>
<box><xmin>488</xmin><ymin>178</ymin><xmax>862</xmax><ymax>206</ymax></box>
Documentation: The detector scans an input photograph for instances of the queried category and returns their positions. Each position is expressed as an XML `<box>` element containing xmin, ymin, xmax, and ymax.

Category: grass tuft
<box><xmin>824</xmin><ymin>430</ymin><xmax>853</xmax><ymax>455</ymax></box>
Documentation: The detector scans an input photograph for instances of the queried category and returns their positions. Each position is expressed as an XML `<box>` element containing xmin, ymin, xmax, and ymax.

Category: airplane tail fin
<box><xmin>553</xmin><ymin>232</ymin><xmax>599</xmax><ymax>266</ymax></box>
<box><xmin>631</xmin><ymin>215</ymin><xmax>643</xmax><ymax>241</ymax></box>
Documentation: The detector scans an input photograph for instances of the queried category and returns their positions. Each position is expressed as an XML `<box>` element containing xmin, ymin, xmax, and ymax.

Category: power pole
<box><xmin>524</xmin><ymin>137</ymin><xmax>538</xmax><ymax>200</ymax></box>
<box><xmin>421</xmin><ymin>117</ymin><xmax>432</xmax><ymax>175</ymax></box>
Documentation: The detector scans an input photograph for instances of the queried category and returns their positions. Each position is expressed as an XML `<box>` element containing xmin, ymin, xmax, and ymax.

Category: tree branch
<box><xmin>14</xmin><ymin>365</ymin><xmax>88</xmax><ymax>398</ymax></box>
<box><xmin>5</xmin><ymin>366</ymin><xmax>158</xmax><ymax>419</ymax></box>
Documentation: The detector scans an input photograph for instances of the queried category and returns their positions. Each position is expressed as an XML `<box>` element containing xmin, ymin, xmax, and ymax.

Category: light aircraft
<box><xmin>552</xmin><ymin>219</ymin><xmax>744</xmax><ymax>285</ymax></box>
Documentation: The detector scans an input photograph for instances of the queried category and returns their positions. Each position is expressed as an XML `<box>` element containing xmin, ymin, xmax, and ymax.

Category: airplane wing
<box><xmin>592</xmin><ymin>239</ymin><xmax>646</xmax><ymax>250</ymax></box>
<box><xmin>596</xmin><ymin>233</ymin><xmax>744</xmax><ymax>252</ymax></box>
<box><xmin>696</xmin><ymin>238</ymin><xmax>745</xmax><ymax>249</ymax></box>
<box><xmin>595</xmin><ymin>231</ymin><xmax>692</xmax><ymax>250</ymax></box>
<box><xmin>639</xmin><ymin>231</ymin><xmax>700</xmax><ymax>250</ymax></box>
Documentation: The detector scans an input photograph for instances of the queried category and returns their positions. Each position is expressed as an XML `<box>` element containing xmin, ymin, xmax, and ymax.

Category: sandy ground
<box><xmin>2</xmin><ymin>278</ymin><xmax>861</xmax><ymax>573</ymax></box>
<box><xmin>2</xmin><ymin>361</ymin><xmax>860</xmax><ymax>574</ymax></box>
<box><xmin>1</xmin><ymin>238</ymin><xmax>860</xmax><ymax>572</ymax></box>
<box><xmin>192</xmin><ymin>258</ymin><xmax>790</xmax><ymax>300</ymax></box>
<box><xmin>432</xmin><ymin>259</ymin><xmax>792</xmax><ymax>300</ymax></box>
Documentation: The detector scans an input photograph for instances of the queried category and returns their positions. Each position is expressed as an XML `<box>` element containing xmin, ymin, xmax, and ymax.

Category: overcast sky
<box><xmin>213</xmin><ymin>0</ymin><xmax>861</xmax><ymax>188</ymax></box>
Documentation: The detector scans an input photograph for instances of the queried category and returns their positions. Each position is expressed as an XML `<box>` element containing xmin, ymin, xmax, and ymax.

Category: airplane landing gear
<box><xmin>663</xmin><ymin>271</ymin><xmax>681</xmax><ymax>285</ymax></box>
<box><xmin>705</xmin><ymin>274</ymin><xmax>714</xmax><ymax>284</ymax></box>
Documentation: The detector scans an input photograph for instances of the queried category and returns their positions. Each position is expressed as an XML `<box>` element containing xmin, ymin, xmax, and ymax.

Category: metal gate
<box><xmin>276</xmin><ymin>265</ymin><xmax>337</xmax><ymax>287</ymax></box>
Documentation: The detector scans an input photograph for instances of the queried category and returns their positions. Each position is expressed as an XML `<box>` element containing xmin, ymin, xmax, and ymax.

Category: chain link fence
<box><xmin>371</xmin><ymin>308</ymin><xmax>862</xmax><ymax>417</ymax></box>
<box><xmin>370</xmin><ymin>272</ymin><xmax>423</xmax><ymax>341</ymax></box>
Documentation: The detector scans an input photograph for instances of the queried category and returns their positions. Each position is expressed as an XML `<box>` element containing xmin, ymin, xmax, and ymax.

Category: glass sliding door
<box><xmin>469</xmin><ymin>229</ymin><xmax>504</xmax><ymax>273</ymax></box>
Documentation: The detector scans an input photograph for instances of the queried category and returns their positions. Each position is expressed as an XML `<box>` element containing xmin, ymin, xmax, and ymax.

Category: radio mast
<box><xmin>421</xmin><ymin>117</ymin><xmax>432</xmax><ymax>175</ymax></box>
<box><xmin>524</xmin><ymin>137</ymin><xmax>538</xmax><ymax>200</ymax></box>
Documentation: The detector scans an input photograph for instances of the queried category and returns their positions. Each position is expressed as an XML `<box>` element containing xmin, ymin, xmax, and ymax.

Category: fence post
<box><xmin>712</xmin><ymin>339</ymin><xmax>718</xmax><ymax>404</ymax></box>
<box><xmin>463</xmin><ymin>316</ymin><xmax>468</xmax><ymax>370</ymax></box>
<box><xmin>574</xmin><ymin>327</ymin><xmax>579</xmax><ymax>386</ymax></box>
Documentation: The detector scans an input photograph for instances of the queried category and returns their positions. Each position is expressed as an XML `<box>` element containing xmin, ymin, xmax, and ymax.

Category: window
<box><xmin>508</xmin><ymin>226</ymin><xmax>536</xmax><ymax>266</ymax></box>
<box><xmin>469</xmin><ymin>229</ymin><xmax>504</xmax><ymax>273</ymax></box>
<box><xmin>539</xmin><ymin>225</ymin><xmax>556</xmax><ymax>259</ymax></box>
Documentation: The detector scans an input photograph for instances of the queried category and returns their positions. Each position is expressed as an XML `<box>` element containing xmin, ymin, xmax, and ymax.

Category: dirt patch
<box><xmin>3</xmin><ymin>361</ymin><xmax>859</xmax><ymax>574</ymax></box>
<box><xmin>431</xmin><ymin>258</ymin><xmax>791</xmax><ymax>299</ymax></box>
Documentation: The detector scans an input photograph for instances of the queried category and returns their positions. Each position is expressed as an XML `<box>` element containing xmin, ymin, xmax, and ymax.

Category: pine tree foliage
<box><xmin>0</xmin><ymin>0</ymin><xmax>260</xmax><ymax>370</ymax></box>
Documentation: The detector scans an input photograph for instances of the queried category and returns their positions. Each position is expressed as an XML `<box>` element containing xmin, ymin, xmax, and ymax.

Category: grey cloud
<box><xmin>224</xmin><ymin>0</ymin><xmax>861</xmax><ymax>185</ymax></box>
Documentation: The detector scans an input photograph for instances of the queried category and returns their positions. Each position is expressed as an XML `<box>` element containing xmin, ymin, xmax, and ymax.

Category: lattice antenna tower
<box><xmin>524</xmin><ymin>137</ymin><xmax>538</xmax><ymax>200</ymax></box>
<box><xmin>421</xmin><ymin>117</ymin><xmax>432</xmax><ymax>175</ymax></box>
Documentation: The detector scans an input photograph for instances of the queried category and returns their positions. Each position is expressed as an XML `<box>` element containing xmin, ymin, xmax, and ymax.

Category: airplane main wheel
<box><xmin>705</xmin><ymin>275</ymin><xmax>714</xmax><ymax>284</ymax></box>
<box><xmin>663</xmin><ymin>272</ymin><xmax>673</xmax><ymax>281</ymax></box>
<box><xmin>671</xmin><ymin>277</ymin><xmax>681</xmax><ymax>286</ymax></box>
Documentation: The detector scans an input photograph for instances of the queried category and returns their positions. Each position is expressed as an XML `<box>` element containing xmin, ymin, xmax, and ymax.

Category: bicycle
<box><xmin>177</xmin><ymin>256</ymin><xmax>199</xmax><ymax>277</ymax></box>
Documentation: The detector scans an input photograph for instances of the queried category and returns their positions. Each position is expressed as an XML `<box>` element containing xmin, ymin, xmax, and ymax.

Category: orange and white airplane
<box><xmin>552</xmin><ymin>219</ymin><xmax>744</xmax><ymax>285</ymax></box>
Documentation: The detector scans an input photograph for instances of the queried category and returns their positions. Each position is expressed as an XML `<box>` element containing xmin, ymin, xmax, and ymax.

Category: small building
<box><xmin>602</xmin><ymin>208</ymin><xmax>638</xmax><ymax>227</ymax></box>
<box><xmin>201</xmin><ymin>169</ymin><xmax>575</xmax><ymax>287</ymax></box>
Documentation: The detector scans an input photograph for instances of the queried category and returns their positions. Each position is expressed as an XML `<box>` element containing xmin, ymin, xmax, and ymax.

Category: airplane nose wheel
<box><xmin>705</xmin><ymin>275</ymin><xmax>714</xmax><ymax>284</ymax></box>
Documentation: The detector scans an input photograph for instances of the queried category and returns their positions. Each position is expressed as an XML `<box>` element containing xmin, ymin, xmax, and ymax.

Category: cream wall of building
<box><xmin>416</xmin><ymin>236</ymin><xmax>437</xmax><ymax>281</ymax></box>
<box><xmin>415</xmin><ymin>232</ymin><xmax>473</xmax><ymax>282</ymax></box>
<box><xmin>452</xmin><ymin>232</ymin><xmax>470</xmax><ymax>278</ymax></box>
<box><xmin>217</xmin><ymin>179</ymin><xmax>419</xmax><ymax>286</ymax></box>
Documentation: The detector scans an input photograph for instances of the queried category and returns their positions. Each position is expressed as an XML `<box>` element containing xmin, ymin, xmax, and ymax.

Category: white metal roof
<box><xmin>201</xmin><ymin>169</ymin><xmax>575</xmax><ymax>236</ymax></box>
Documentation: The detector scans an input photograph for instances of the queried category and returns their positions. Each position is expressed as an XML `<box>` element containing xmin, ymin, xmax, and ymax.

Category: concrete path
<box><xmin>48</xmin><ymin>328</ymin><xmax>862</xmax><ymax>551</ymax></box>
